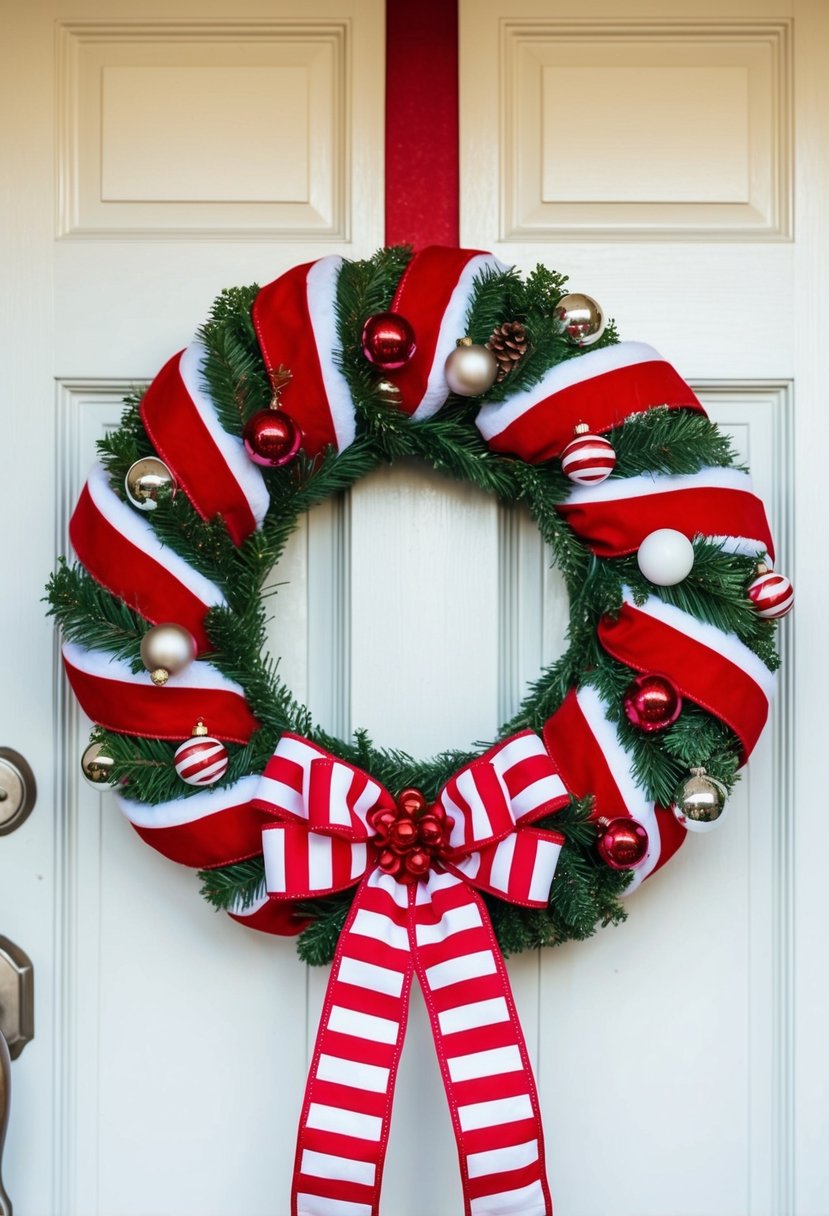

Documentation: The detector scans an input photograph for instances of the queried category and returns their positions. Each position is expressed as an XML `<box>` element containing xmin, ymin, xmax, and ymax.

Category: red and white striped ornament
<box><xmin>174</xmin><ymin>720</ymin><xmax>229</xmax><ymax>787</ymax></box>
<box><xmin>560</xmin><ymin>422</ymin><xmax>616</xmax><ymax>485</ymax></box>
<box><xmin>748</xmin><ymin>563</ymin><xmax>794</xmax><ymax>619</ymax></box>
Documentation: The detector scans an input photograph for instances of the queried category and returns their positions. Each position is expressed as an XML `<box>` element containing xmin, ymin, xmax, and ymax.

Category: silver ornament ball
<box><xmin>81</xmin><ymin>741</ymin><xmax>115</xmax><ymax>788</ymax></box>
<box><xmin>555</xmin><ymin>293</ymin><xmax>607</xmax><ymax>347</ymax></box>
<box><xmin>445</xmin><ymin>338</ymin><xmax>499</xmax><ymax>396</ymax></box>
<box><xmin>672</xmin><ymin>767</ymin><xmax>727</xmax><ymax>834</ymax></box>
<box><xmin>125</xmin><ymin>457</ymin><xmax>176</xmax><ymax>511</ymax></box>
<box><xmin>140</xmin><ymin>623</ymin><xmax>197</xmax><ymax>686</ymax></box>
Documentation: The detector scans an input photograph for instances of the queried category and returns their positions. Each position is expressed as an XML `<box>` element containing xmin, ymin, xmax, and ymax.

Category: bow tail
<box><xmin>411</xmin><ymin>872</ymin><xmax>553</xmax><ymax>1216</ymax></box>
<box><xmin>291</xmin><ymin>868</ymin><xmax>415</xmax><ymax>1216</ymax></box>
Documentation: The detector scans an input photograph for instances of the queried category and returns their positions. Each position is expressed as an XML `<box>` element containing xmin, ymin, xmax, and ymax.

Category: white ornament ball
<box><xmin>140</xmin><ymin>623</ymin><xmax>197</xmax><ymax>686</ymax></box>
<box><xmin>444</xmin><ymin>339</ymin><xmax>499</xmax><ymax>396</ymax></box>
<box><xmin>636</xmin><ymin>528</ymin><xmax>695</xmax><ymax>586</ymax></box>
<box><xmin>174</xmin><ymin>723</ymin><xmax>229</xmax><ymax>787</ymax></box>
<box><xmin>561</xmin><ymin>425</ymin><xmax>616</xmax><ymax>485</ymax></box>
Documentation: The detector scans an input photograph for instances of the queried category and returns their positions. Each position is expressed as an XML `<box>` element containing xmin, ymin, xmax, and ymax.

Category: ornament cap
<box><xmin>150</xmin><ymin>668</ymin><xmax>169</xmax><ymax>686</ymax></box>
<box><xmin>573</xmin><ymin>421</ymin><xmax>590</xmax><ymax>436</ymax></box>
<box><xmin>266</xmin><ymin>364</ymin><xmax>293</xmax><ymax>408</ymax></box>
<box><xmin>756</xmin><ymin>561</ymin><xmax>771</xmax><ymax>575</ymax></box>
<box><xmin>192</xmin><ymin>720</ymin><xmax>209</xmax><ymax>737</ymax></box>
<box><xmin>456</xmin><ymin>336</ymin><xmax>473</xmax><ymax>348</ymax></box>
<box><xmin>690</xmin><ymin>766</ymin><xmax>707</xmax><ymax>777</ymax></box>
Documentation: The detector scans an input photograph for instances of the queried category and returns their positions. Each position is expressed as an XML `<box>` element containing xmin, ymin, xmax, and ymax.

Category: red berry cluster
<box><xmin>368</xmin><ymin>789</ymin><xmax>453</xmax><ymax>884</ymax></box>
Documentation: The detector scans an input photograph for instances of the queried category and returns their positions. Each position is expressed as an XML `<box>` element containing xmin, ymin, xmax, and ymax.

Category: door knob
<box><xmin>0</xmin><ymin>750</ymin><xmax>36</xmax><ymax>836</ymax></box>
<box><xmin>0</xmin><ymin>937</ymin><xmax>34</xmax><ymax>1216</ymax></box>
<box><xmin>0</xmin><ymin>1028</ymin><xmax>11</xmax><ymax>1216</ymax></box>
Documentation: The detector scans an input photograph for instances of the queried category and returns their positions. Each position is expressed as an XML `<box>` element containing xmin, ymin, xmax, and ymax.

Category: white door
<box><xmin>0</xmin><ymin>2</ymin><xmax>825</xmax><ymax>1215</ymax></box>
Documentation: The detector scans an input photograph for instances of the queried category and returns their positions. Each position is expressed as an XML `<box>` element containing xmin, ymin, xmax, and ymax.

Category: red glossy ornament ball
<box><xmin>397</xmin><ymin>788</ymin><xmax>427</xmax><ymax>817</ymax></box>
<box><xmin>404</xmin><ymin>849</ymin><xmax>431</xmax><ymax>879</ymax></box>
<box><xmin>361</xmin><ymin>312</ymin><xmax>416</xmax><ymax>370</ymax></box>
<box><xmin>623</xmin><ymin>673</ymin><xmax>682</xmax><ymax>733</ymax></box>
<box><xmin>390</xmin><ymin>817</ymin><xmax>417</xmax><ymax>851</ymax></box>
<box><xmin>243</xmin><ymin>408</ymin><xmax>301</xmax><ymax>467</ymax></box>
<box><xmin>597</xmin><ymin>817</ymin><xmax>649</xmax><ymax>870</ymax></box>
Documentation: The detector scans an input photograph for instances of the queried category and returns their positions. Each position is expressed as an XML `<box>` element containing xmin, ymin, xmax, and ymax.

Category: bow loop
<box><xmin>254</xmin><ymin>733</ymin><xmax>393</xmax><ymax>839</ymax></box>
<box><xmin>439</xmin><ymin>729</ymin><xmax>570</xmax><ymax>858</ymax></box>
<box><xmin>306</xmin><ymin>755</ymin><xmax>391</xmax><ymax>839</ymax></box>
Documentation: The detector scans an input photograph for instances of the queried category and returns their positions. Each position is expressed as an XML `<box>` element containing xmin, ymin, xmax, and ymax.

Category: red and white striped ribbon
<box><xmin>251</xmin><ymin>731</ymin><xmax>565</xmax><ymax>1215</ymax></box>
<box><xmin>252</xmin><ymin>256</ymin><xmax>355</xmax><ymax>457</ymax></box>
<box><xmin>557</xmin><ymin>466</ymin><xmax>774</xmax><ymax>561</ymax></box>
<box><xmin>598</xmin><ymin>589</ymin><xmax>776</xmax><ymax>763</ymax></box>
<box><xmin>476</xmin><ymin>341</ymin><xmax>704</xmax><ymax>463</ymax></box>
<box><xmin>294</xmin><ymin>869</ymin><xmax>552</xmax><ymax>1216</ymax></box>
<box><xmin>413</xmin><ymin>872</ymin><xmax>552</xmax><ymax>1216</ymax></box>
<box><xmin>140</xmin><ymin>341</ymin><xmax>269</xmax><ymax>546</ymax></box>
<box><xmin>383</xmin><ymin>246</ymin><xmax>509</xmax><ymax>419</ymax></box>
<box><xmin>63</xmin><ymin>641</ymin><xmax>258</xmax><ymax>744</ymax></box>
<box><xmin>292</xmin><ymin>869</ymin><xmax>414</xmax><ymax>1216</ymax></box>
<box><xmin>69</xmin><ymin>463</ymin><xmax>226</xmax><ymax>654</ymax></box>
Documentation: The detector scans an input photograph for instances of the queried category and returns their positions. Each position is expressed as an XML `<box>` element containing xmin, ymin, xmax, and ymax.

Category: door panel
<box><xmin>1</xmin><ymin>1</ymin><xmax>825</xmax><ymax>1213</ymax></box>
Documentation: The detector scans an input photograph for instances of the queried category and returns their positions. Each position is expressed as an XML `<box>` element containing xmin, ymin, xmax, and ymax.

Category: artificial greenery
<box><xmin>46</xmin><ymin>248</ymin><xmax>779</xmax><ymax>965</ymax></box>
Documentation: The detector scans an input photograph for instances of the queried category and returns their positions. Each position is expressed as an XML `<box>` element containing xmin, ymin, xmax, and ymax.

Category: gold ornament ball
<box><xmin>140</xmin><ymin>623</ymin><xmax>197</xmax><ymax>686</ymax></box>
<box><xmin>445</xmin><ymin>338</ymin><xmax>499</xmax><ymax>396</ymax></box>
<box><xmin>672</xmin><ymin>766</ymin><xmax>727</xmax><ymax>834</ymax></box>
<box><xmin>81</xmin><ymin>741</ymin><xmax>115</xmax><ymax>787</ymax></box>
<box><xmin>555</xmin><ymin>293</ymin><xmax>607</xmax><ymax>347</ymax></box>
<box><xmin>125</xmin><ymin>457</ymin><xmax>176</xmax><ymax>512</ymax></box>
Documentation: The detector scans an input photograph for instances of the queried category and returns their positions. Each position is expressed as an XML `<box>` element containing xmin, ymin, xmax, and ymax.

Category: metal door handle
<box><xmin>0</xmin><ymin>938</ymin><xmax>34</xmax><ymax>1216</ymax></box>
<box><xmin>0</xmin><ymin>1028</ymin><xmax>11</xmax><ymax>1215</ymax></box>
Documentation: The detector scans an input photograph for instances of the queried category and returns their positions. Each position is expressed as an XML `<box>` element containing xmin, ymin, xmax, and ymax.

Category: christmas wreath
<box><xmin>47</xmin><ymin>245</ymin><xmax>791</xmax><ymax>1216</ymax></box>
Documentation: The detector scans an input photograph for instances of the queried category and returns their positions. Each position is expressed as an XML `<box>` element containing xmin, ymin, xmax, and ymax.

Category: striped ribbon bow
<box><xmin>252</xmin><ymin>730</ymin><xmax>570</xmax><ymax>1216</ymax></box>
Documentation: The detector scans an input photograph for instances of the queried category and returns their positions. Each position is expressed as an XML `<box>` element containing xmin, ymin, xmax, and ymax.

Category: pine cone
<box><xmin>486</xmin><ymin>321</ymin><xmax>529</xmax><ymax>382</ymax></box>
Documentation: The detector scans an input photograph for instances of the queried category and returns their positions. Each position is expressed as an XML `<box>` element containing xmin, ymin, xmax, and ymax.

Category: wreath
<box><xmin>46</xmin><ymin>246</ymin><xmax>791</xmax><ymax>1215</ymax></box>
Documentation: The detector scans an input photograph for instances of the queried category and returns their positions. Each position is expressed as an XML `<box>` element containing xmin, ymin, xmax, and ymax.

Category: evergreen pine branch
<box><xmin>464</xmin><ymin>265</ymin><xmax>523</xmax><ymax>345</ymax></box>
<box><xmin>45</xmin><ymin>560</ymin><xmax>146</xmax><ymax>665</ymax></box>
<box><xmin>197</xmin><ymin>283</ymin><xmax>268</xmax><ymax>434</ymax></box>
<box><xmin>199</xmin><ymin>857</ymin><xmax>266</xmax><ymax>911</ymax></box>
<box><xmin>609</xmin><ymin>407</ymin><xmax>739</xmax><ymax>476</ymax></box>
<box><xmin>296</xmin><ymin>896</ymin><xmax>352</xmax><ymax>966</ymax></box>
<box><xmin>97</xmin><ymin>391</ymin><xmax>154</xmax><ymax>479</ymax></box>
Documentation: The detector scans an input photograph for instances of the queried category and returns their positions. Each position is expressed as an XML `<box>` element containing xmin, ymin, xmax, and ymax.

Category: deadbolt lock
<box><xmin>0</xmin><ymin>750</ymin><xmax>36</xmax><ymax>836</ymax></box>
